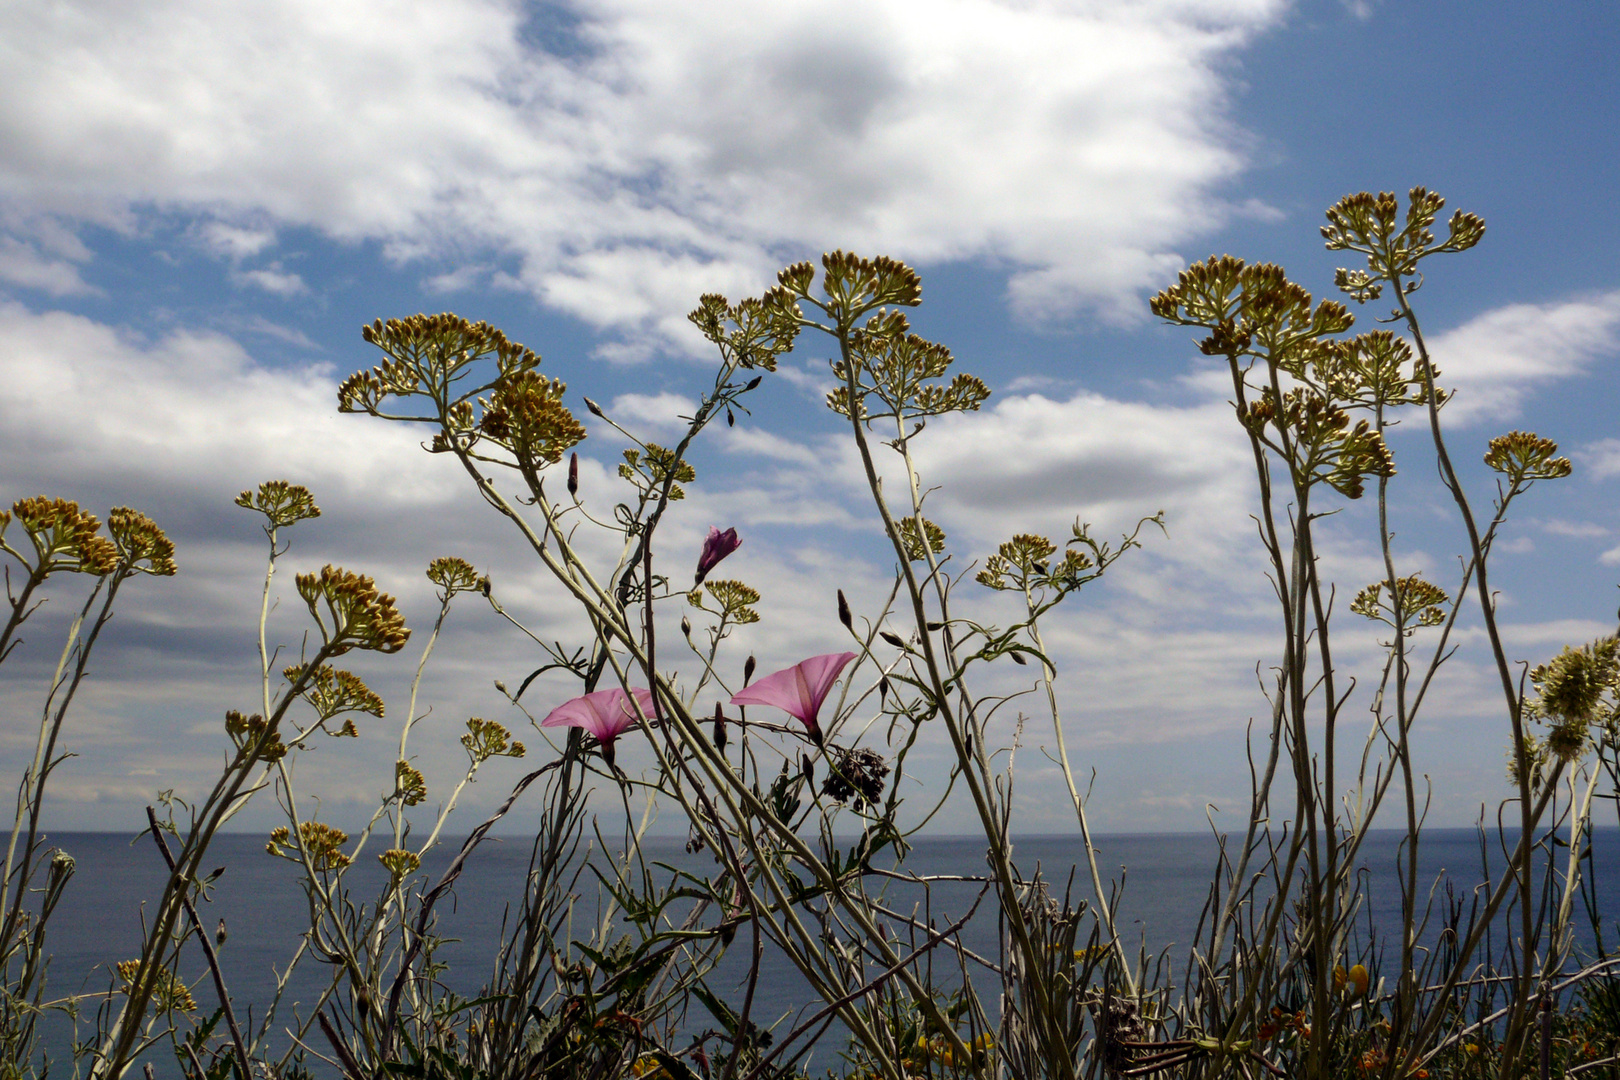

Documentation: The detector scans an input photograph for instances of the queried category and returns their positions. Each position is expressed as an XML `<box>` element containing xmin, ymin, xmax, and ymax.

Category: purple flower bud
<box><xmin>694</xmin><ymin>526</ymin><xmax>741</xmax><ymax>585</ymax></box>
<box><xmin>567</xmin><ymin>452</ymin><xmax>579</xmax><ymax>498</ymax></box>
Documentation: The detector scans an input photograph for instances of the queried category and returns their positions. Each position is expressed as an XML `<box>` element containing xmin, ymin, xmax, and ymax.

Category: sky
<box><xmin>2</xmin><ymin>0</ymin><xmax>1618</xmax><ymax>839</ymax></box>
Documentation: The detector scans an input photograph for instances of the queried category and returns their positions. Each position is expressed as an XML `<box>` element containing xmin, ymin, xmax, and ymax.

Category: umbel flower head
<box><xmin>541</xmin><ymin>686</ymin><xmax>656</xmax><ymax>767</ymax></box>
<box><xmin>730</xmin><ymin>652</ymin><xmax>857</xmax><ymax>746</ymax></box>
<box><xmin>5</xmin><ymin>497</ymin><xmax>119</xmax><ymax>577</ymax></box>
<box><xmin>695</xmin><ymin>526</ymin><xmax>741</xmax><ymax>585</ymax></box>
<box><xmin>295</xmin><ymin>565</ymin><xmax>410</xmax><ymax>655</ymax></box>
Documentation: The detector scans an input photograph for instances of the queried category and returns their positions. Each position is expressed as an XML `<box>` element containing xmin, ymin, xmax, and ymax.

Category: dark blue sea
<box><xmin>30</xmin><ymin>828</ymin><xmax>1620</xmax><ymax>1075</ymax></box>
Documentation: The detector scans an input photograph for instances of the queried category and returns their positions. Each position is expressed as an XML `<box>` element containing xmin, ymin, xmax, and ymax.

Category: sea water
<box><xmin>32</xmin><ymin>828</ymin><xmax>1620</xmax><ymax>1073</ymax></box>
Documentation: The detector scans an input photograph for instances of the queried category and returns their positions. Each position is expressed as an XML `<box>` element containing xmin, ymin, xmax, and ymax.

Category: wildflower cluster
<box><xmin>461</xmin><ymin>717</ymin><xmax>525</xmax><ymax>765</ymax></box>
<box><xmin>379</xmin><ymin>848</ymin><xmax>421</xmax><ymax>880</ymax></box>
<box><xmin>267</xmin><ymin>821</ymin><xmax>352</xmax><ymax>872</ymax></box>
<box><xmin>394</xmin><ymin>760</ymin><xmax>428</xmax><ymax>806</ymax></box>
<box><xmin>2</xmin><ymin>497</ymin><xmax>118</xmax><ymax>576</ymax></box>
<box><xmin>1527</xmin><ymin>637</ymin><xmax>1620</xmax><ymax>761</ymax></box>
<box><xmin>821</xmin><ymin>746</ymin><xmax>890</xmax><ymax>811</ymax></box>
<box><xmin>234</xmin><ymin>480</ymin><xmax>321</xmax><ymax>529</ymax></box>
<box><xmin>105</xmin><ymin>507</ymin><xmax>177</xmax><ymax>576</ymax></box>
<box><xmin>1322</xmin><ymin>186</ymin><xmax>1485</xmax><ymax>298</ymax></box>
<box><xmin>115</xmin><ymin>960</ymin><xmax>197</xmax><ymax>1016</ymax></box>
<box><xmin>283</xmin><ymin>664</ymin><xmax>384</xmax><ymax>725</ymax></box>
<box><xmin>295</xmin><ymin>564</ymin><xmax>410</xmax><ymax>655</ymax></box>
<box><xmin>1483</xmin><ymin>430</ymin><xmax>1573</xmax><ymax>484</ymax></box>
<box><xmin>225</xmin><ymin>710</ymin><xmax>287</xmax><ymax>763</ymax></box>
<box><xmin>1349</xmin><ymin>574</ymin><xmax>1450</xmax><ymax>635</ymax></box>
<box><xmin>426</xmin><ymin>556</ymin><xmax>485</xmax><ymax>598</ymax></box>
<box><xmin>688</xmin><ymin>579</ymin><xmax>761</xmax><ymax>625</ymax></box>
<box><xmin>619</xmin><ymin>444</ymin><xmax>696</xmax><ymax>501</ymax></box>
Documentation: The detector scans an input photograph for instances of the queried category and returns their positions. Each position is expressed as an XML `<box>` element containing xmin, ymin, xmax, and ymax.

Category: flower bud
<box><xmin>745</xmin><ymin>376</ymin><xmax>763</xmax><ymax>391</ymax></box>
<box><xmin>838</xmin><ymin>589</ymin><xmax>852</xmax><ymax>630</ymax></box>
<box><xmin>583</xmin><ymin>396</ymin><xmax>604</xmax><ymax>417</ymax></box>
<box><xmin>744</xmin><ymin>655</ymin><xmax>756</xmax><ymax>685</ymax></box>
<box><xmin>681</xmin><ymin>616</ymin><xmax>692</xmax><ymax>639</ymax></box>
<box><xmin>880</xmin><ymin>631</ymin><xmax>906</xmax><ymax>649</ymax></box>
<box><xmin>1010</xmin><ymin>650</ymin><xmax>1027</xmax><ymax>666</ymax></box>
<box><xmin>567</xmin><ymin>452</ymin><xmax>579</xmax><ymax>497</ymax></box>
<box><xmin>713</xmin><ymin>701</ymin><xmax>727</xmax><ymax>751</ymax></box>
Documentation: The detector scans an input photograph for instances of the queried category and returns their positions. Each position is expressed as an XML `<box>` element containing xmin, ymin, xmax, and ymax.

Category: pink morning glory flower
<box><xmin>541</xmin><ymin>686</ymin><xmax>655</xmax><ymax>766</ymax></box>
<box><xmin>729</xmin><ymin>652</ymin><xmax>856</xmax><ymax>746</ymax></box>
<box><xmin>694</xmin><ymin>526</ymin><xmax>741</xmax><ymax>585</ymax></box>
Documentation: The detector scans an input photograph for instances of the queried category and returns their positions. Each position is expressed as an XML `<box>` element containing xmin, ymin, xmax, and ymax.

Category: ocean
<box><xmin>29</xmin><ymin>827</ymin><xmax>1620</xmax><ymax>1075</ymax></box>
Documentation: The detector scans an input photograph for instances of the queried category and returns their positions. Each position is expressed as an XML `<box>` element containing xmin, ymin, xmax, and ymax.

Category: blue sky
<box><xmin>2</xmin><ymin>0</ymin><xmax>1618</xmax><ymax>835</ymax></box>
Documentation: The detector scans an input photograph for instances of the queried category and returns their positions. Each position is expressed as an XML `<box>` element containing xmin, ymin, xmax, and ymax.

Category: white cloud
<box><xmin>231</xmin><ymin>263</ymin><xmax>306</xmax><ymax>296</ymax></box>
<box><xmin>608</xmin><ymin>391</ymin><xmax>699</xmax><ymax>435</ymax></box>
<box><xmin>1539</xmin><ymin>518</ymin><xmax>1609</xmax><ymax>539</ymax></box>
<box><xmin>197</xmin><ymin>221</ymin><xmax>276</xmax><ymax>259</ymax></box>
<box><xmin>0</xmin><ymin>236</ymin><xmax>97</xmax><ymax>296</ymax></box>
<box><xmin>0</xmin><ymin>0</ymin><xmax>1286</xmax><ymax>348</ymax></box>
<box><xmin>0</xmin><ymin>303</ymin><xmax>454</xmax><ymax>508</ymax></box>
<box><xmin>1427</xmin><ymin>290</ymin><xmax>1620</xmax><ymax>426</ymax></box>
<box><xmin>1579</xmin><ymin>437</ymin><xmax>1620</xmax><ymax>480</ymax></box>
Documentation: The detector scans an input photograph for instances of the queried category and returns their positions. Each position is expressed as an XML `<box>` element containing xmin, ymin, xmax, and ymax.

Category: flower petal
<box><xmin>730</xmin><ymin>652</ymin><xmax>856</xmax><ymax>728</ymax></box>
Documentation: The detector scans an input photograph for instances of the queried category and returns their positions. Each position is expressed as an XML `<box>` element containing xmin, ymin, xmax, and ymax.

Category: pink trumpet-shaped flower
<box><xmin>541</xmin><ymin>686</ymin><xmax>655</xmax><ymax>766</ymax></box>
<box><xmin>729</xmin><ymin>652</ymin><xmax>856</xmax><ymax>746</ymax></box>
<box><xmin>695</xmin><ymin>526</ymin><xmax>741</xmax><ymax>585</ymax></box>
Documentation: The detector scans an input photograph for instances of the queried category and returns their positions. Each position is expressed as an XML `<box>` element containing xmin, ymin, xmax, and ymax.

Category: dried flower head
<box><xmin>394</xmin><ymin>760</ymin><xmax>427</xmax><ymax>806</ymax></box>
<box><xmin>810</xmin><ymin>251</ymin><xmax>923</xmax><ymax>322</ymax></box>
<box><xmin>427</xmin><ymin>556</ymin><xmax>483</xmax><ymax>597</ymax></box>
<box><xmin>821</xmin><ymin>746</ymin><xmax>890</xmax><ymax>810</ymax></box>
<box><xmin>1350</xmin><ymin>574</ymin><xmax>1450</xmax><ymax>634</ymax></box>
<box><xmin>687</xmin><ymin>288</ymin><xmax>801</xmax><ymax>371</ymax></box>
<box><xmin>1484</xmin><ymin>431</ymin><xmax>1572</xmax><ymax>484</ymax></box>
<box><xmin>477</xmin><ymin>370</ymin><xmax>586</xmax><ymax>466</ymax></box>
<box><xmin>1528</xmin><ymin>638</ymin><xmax>1619</xmax><ymax>726</ymax></box>
<box><xmin>1322</xmin><ymin>187</ymin><xmax>1484</xmax><ymax>293</ymax></box>
<box><xmin>295</xmin><ymin>565</ymin><xmax>410</xmax><ymax>655</ymax></box>
<box><xmin>225</xmin><ymin>710</ymin><xmax>286</xmax><ymax>763</ymax></box>
<box><xmin>691</xmin><ymin>579</ymin><xmax>761</xmax><ymax>625</ymax></box>
<box><xmin>619</xmin><ymin>444</ymin><xmax>697</xmax><ymax>500</ymax></box>
<box><xmin>379</xmin><ymin>848</ymin><xmax>421</xmax><ymax>879</ymax></box>
<box><xmin>6</xmin><ymin>497</ymin><xmax>118</xmax><ymax>576</ymax></box>
<box><xmin>235</xmin><ymin>481</ymin><xmax>320</xmax><ymax>529</ymax></box>
<box><xmin>106</xmin><ymin>507</ymin><xmax>177</xmax><ymax>576</ymax></box>
<box><xmin>896</xmin><ymin>515</ymin><xmax>946</xmax><ymax>562</ymax></box>
<box><xmin>342</xmin><ymin>312</ymin><xmax>540</xmax><ymax>415</ymax></box>
<box><xmin>462</xmin><ymin>717</ymin><xmax>526</xmax><ymax>764</ymax></box>
<box><xmin>116</xmin><ymin>960</ymin><xmax>197</xmax><ymax>1015</ymax></box>
<box><xmin>294</xmin><ymin>821</ymin><xmax>352</xmax><ymax>872</ymax></box>
<box><xmin>827</xmin><ymin>318</ymin><xmax>990</xmax><ymax>423</ymax></box>
<box><xmin>283</xmin><ymin>665</ymin><xmax>385</xmax><ymax>723</ymax></box>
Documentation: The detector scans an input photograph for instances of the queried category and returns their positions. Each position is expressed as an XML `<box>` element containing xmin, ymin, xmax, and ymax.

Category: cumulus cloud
<box><xmin>0</xmin><ymin>0</ymin><xmax>1286</xmax><ymax>349</ymax></box>
<box><xmin>1579</xmin><ymin>437</ymin><xmax>1620</xmax><ymax>480</ymax></box>
<box><xmin>0</xmin><ymin>236</ymin><xmax>97</xmax><ymax>297</ymax></box>
<box><xmin>231</xmin><ymin>264</ymin><xmax>307</xmax><ymax>296</ymax></box>
<box><xmin>1426</xmin><ymin>290</ymin><xmax>1620</xmax><ymax>426</ymax></box>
